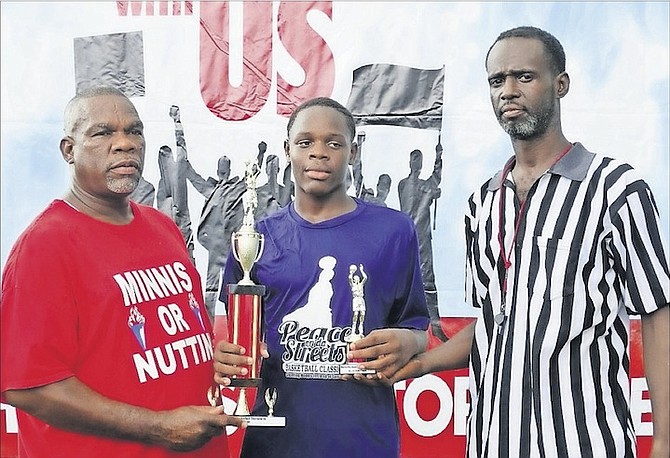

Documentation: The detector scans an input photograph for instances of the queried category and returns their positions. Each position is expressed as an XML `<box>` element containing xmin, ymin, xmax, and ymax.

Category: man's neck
<box><xmin>64</xmin><ymin>189</ymin><xmax>134</xmax><ymax>225</ymax></box>
<box><xmin>511</xmin><ymin>132</ymin><xmax>571</xmax><ymax>174</ymax></box>
<box><xmin>509</xmin><ymin>132</ymin><xmax>571</xmax><ymax>202</ymax></box>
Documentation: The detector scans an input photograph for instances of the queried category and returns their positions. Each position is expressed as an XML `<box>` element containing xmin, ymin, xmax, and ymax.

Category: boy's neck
<box><xmin>293</xmin><ymin>194</ymin><xmax>357</xmax><ymax>224</ymax></box>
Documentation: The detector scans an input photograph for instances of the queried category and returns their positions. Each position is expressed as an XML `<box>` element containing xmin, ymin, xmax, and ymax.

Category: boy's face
<box><xmin>284</xmin><ymin>105</ymin><xmax>355</xmax><ymax>202</ymax></box>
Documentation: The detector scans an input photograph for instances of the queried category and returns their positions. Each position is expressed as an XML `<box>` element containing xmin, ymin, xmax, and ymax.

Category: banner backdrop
<box><xmin>1</xmin><ymin>2</ymin><xmax>668</xmax><ymax>457</ymax></box>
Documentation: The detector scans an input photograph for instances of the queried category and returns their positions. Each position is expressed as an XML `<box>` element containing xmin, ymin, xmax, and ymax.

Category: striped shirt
<box><xmin>464</xmin><ymin>142</ymin><xmax>670</xmax><ymax>458</ymax></box>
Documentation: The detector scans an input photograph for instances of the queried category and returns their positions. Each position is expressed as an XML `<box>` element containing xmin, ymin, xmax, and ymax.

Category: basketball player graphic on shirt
<box><xmin>281</xmin><ymin>255</ymin><xmax>336</xmax><ymax>329</ymax></box>
<box><xmin>348</xmin><ymin>264</ymin><xmax>367</xmax><ymax>339</ymax></box>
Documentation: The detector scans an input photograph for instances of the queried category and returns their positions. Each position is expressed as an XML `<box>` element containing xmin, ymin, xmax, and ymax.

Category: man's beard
<box><xmin>107</xmin><ymin>175</ymin><xmax>140</xmax><ymax>194</ymax></box>
<box><xmin>497</xmin><ymin>100</ymin><xmax>555</xmax><ymax>140</ymax></box>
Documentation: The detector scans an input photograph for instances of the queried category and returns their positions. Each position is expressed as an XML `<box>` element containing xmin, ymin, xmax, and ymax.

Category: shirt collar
<box><xmin>487</xmin><ymin>142</ymin><xmax>595</xmax><ymax>191</ymax></box>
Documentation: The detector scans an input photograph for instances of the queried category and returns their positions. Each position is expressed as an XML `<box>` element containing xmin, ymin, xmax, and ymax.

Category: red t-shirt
<box><xmin>1</xmin><ymin>200</ymin><xmax>230</xmax><ymax>458</ymax></box>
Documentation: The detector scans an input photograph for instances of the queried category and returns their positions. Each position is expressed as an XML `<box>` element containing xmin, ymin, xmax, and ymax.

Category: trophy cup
<box><xmin>340</xmin><ymin>264</ymin><xmax>375</xmax><ymax>375</ymax></box>
<box><xmin>226</xmin><ymin>160</ymin><xmax>285</xmax><ymax>427</ymax></box>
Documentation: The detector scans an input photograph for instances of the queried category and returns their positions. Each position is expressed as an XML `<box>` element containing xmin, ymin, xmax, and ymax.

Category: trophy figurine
<box><xmin>226</xmin><ymin>160</ymin><xmax>285</xmax><ymax>427</ymax></box>
<box><xmin>340</xmin><ymin>264</ymin><xmax>375</xmax><ymax>375</ymax></box>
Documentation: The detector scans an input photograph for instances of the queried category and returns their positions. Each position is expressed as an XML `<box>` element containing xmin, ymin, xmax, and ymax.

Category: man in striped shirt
<box><xmin>390</xmin><ymin>26</ymin><xmax>669</xmax><ymax>457</ymax></box>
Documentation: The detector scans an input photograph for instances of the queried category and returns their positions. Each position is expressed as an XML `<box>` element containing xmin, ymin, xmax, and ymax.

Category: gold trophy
<box><xmin>226</xmin><ymin>160</ymin><xmax>285</xmax><ymax>427</ymax></box>
<box><xmin>340</xmin><ymin>264</ymin><xmax>375</xmax><ymax>375</ymax></box>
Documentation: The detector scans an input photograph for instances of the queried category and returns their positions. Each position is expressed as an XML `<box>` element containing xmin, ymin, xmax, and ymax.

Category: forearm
<box><xmin>393</xmin><ymin>321</ymin><xmax>474</xmax><ymax>383</ymax></box>
<box><xmin>421</xmin><ymin>321</ymin><xmax>473</xmax><ymax>373</ymax></box>
<box><xmin>183</xmin><ymin>161</ymin><xmax>213</xmax><ymax>196</ymax></box>
<box><xmin>4</xmin><ymin>377</ymin><xmax>164</xmax><ymax>445</ymax></box>
<box><xmin>173</xmin><ymin>120</ymin><xmax>186</xmax><ymax>149</ymax></box>
<box><xmin>641</xmin><ymin>306</ymin><xmax>670</xmax><ymax>453</ymax></box>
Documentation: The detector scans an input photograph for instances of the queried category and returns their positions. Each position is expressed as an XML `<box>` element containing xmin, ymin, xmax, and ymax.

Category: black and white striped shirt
<box><xmin>464</xmin><ymin>142</ymin><xmax>670</xmax><ymax>458</ymax></box>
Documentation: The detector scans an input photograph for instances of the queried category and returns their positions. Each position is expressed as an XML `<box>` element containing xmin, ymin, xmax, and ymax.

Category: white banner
<box><xmin>2</xmin><ymin>2</ymin><xmax>668</xmax><ymax>318</ymax></box>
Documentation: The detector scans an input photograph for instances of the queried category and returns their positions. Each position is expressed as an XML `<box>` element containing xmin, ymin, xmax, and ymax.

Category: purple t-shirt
<box><xmin>222</xmin><ymin>199</ymin><xmax>429</xmax><ymax>458</ymax></box>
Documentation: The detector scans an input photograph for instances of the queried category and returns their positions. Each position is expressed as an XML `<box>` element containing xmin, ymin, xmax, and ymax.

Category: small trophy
<box><xmin>207</xmin><ymin>385</ymin><xmax>285</xmax><ymax>428</ymax></box>
<box><xmin>340</xmin><ymin>264</ymin><xmax>375</xmax><ymax>375</ymax></box>
<box><xmin>234</xmin><ymin>388</ymin><xmax>286</xmax><ymax>427</ymax></box>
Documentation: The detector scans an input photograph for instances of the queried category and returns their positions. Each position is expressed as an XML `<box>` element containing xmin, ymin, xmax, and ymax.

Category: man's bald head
<box><xmin>64</xmin><ymin>86</ymin><xmax>135</xmax><ymax>136</ymax></box>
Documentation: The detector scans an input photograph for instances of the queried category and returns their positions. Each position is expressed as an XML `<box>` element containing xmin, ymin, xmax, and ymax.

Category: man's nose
<box><xmin>113</xmin><ymin>132</ymin><xmax>143</xmax><ymax>152</ymax></box>
<box><xmin>500</xmin><ymin>77</ymin><xmax>520</xmax><ymax>100</ymax></box>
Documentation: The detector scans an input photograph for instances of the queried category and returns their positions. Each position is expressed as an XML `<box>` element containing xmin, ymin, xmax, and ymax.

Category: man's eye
<box><xmin>328</xmin><ymin>142</ymin><xmax>342</xmax><ymax>149</ymax></box>
<box><xmin>519</xmin><ymin>74</ymin><xmax>533</xmax><ymax>82</ymax></box>
<box><xmin>297</xmin><ymin>140</ymin><xmax>311</xmax><ymax>148</ymax></box>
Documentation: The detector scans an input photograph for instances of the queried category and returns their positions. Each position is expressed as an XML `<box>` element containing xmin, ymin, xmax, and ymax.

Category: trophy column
<box><xmin>227</xmin><ymin>283</ymin><xmax>265</xmax><ymax>388</ymax></box>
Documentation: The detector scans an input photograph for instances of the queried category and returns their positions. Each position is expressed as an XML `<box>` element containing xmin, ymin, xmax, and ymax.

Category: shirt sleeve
<box><xmin>387</xmin><ymin>217</ymin><xmax>430</xmax><ymax>330</ymax></box>
<box><xmin>1</xmin><ymin>229</ymin><xmax>79</xmax><ymax>398</ymax></box>
<box><xmin>609</xmin><ymin>170</ymin><xmax>670</xmax><ymax>315</ymax></box>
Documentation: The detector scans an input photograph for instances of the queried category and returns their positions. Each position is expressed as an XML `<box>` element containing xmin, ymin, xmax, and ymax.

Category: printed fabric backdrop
<box><xmin>1</xmin><ymin>2</ymin><xmax>668</xmax><ymax>457</ymax></box>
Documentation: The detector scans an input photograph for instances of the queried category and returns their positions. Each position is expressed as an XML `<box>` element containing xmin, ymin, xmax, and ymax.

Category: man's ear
<box><xmin>348</xmin><ymin>142</ymin><xmax>358</xmax><ymax>166</ymax></box>
<box><xmin>556</xmin><ymin>71</ymin><xmax>570</xmax><ymax>98</ymax></box>
<box><xmin>60</xmin><ymin>136</ymin><xmax>74</xmax><ymax>164</ymax></box>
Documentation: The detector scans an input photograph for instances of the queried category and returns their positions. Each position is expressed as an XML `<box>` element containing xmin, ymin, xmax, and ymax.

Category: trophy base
<box><xmin>339</xmin><ymin>363</ymin><xmax>376</xmax><ymax>375</ymax></box>
<box><xmin>235</xmin><ymin>415</ymin><xmax>286</xmax><ymax>427</ymax></box>
<box><xmin>228</xmin><ymin>377</ymin><xmax>262</xmax><ymax>387</ymax></box>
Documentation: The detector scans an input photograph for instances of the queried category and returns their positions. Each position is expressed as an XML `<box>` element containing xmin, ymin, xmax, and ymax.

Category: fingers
<box><xmin>347</xmin><ymin>329</ymin><xmax>420</xmax><ymax>379</ymax></box>
<box><xmin>211</xmin><ymin>411</ymin><xmax>246</xmax><ymax>430</ymax></box>
<box><xmin>348</xmin><ymin>333</ymin><xmax>397</xmax><ymax>362</ymax></box>
<box><xmin>202</xmin><ymin>406</ymin><xmax>247</xmax><ymax>431</ymax></box>
<box><xmin>260</xmin><ymin>341</ymin><xmax>270</xmax><ymax>358</ymax></box>
<box><xmin>213</xmin><ymin>342</ymin><xmax>253</xmax><ymax>386</ymax></box>
<box><xmin>159</xmin><ymin>406</ymin><xmax>245</xmax><ymax>451</ymax></box>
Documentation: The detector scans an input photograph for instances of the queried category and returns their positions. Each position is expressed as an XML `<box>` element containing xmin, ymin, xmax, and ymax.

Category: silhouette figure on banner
<box><xmin>129</xmin><ymin>176</ymin><xmax>156</xmax><ymax>206</ymax></box>
<box><xmin>184</xmin><ymin>155</ymin><xmax>246</xmax><ymax>316</ymax></box>
<box><xmin>363</xmin><ymin>174</ymin><xmax>392</xmax><ymax>207</ymax></box>
<box><xmin>255</xmin><ymin>154</ymin><xmax>281</xmax><ymax>220</ymax></box>
<box><xmin>398</xmin><ymin>138</ymin><xmax>446</xmax><ymax>341</ymax></box>
<box><xmin>352</xmin><ymin>131</ymin><xmax>391</xmax><ymax>207</ymax></box>
<box><xmin>280</xmin><ymin>159</ymin><xmax>294</xmax><ymax>206</ymax></box>
<box><xmin>255</xmin><ymin>143</ymin><xmax>294</xmax><ymax>211</ymax></box>
<box><xmin>156</xmin><ymin>105</ymin><xmax>195</xmax><ymax>262</ymax></box>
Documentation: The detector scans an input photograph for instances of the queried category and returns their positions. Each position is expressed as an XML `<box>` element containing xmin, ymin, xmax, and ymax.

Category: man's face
<box><xmin>486</xmin><ymin>37</ymin><xmax>559</xmax><ymax>140</ymax></box>
<box><xmin>65</xmin><ymin>94</ymin><xmax>145</xmax><ymax>197</ymax></box>
<box><xmin>284</xmin><ymin>105</ymin><xmax>355</xmax><ymax>201</ymax></box>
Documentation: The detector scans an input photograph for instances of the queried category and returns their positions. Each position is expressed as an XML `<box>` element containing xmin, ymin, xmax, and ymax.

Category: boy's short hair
<box><xmin>286</xmin><ymin>97</ymin><xmax>356</xmax><ymax>142</ymax></box>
